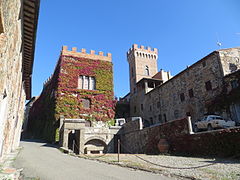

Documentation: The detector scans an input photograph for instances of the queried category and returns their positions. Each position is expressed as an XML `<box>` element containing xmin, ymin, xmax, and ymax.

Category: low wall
<box><xmin>120</xmin><ymin>118</ymin><xmax>240</xmax><ymax>157</ymax></box>
<box><xmin>170</xmin><ymin>127</ymin><xmax>240</xmax><ymax>157</ymax></box>
<box><xmin>120</xmin><ymin>118</ymin><xmax>189</xmax><ymax>154</ymax></box>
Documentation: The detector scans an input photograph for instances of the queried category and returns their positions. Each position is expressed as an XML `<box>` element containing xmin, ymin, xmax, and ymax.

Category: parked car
<box><xmin>194</xmin><ymin>115</ymin><xmax>236</xmax><ymax>132</ymax></box>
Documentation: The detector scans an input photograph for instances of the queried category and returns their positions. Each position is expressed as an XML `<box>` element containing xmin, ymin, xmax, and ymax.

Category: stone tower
<box><xmin>127</xmin><ymin>44</ymin><xmax>158</xmax><ymax>94</ymax></box>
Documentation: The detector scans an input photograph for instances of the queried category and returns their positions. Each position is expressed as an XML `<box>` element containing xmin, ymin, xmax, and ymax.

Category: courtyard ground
<box><xmin>78</xmin><ymin>153</ymin><xmax>240</xmax><ymax>180</ymax></box>
<box><xmin>13</xmin><ymin>140</ymin><xmax>174</xmax><ymax>180</ymax></box>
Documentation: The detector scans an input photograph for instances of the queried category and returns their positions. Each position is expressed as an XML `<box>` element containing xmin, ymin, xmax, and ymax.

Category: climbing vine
<box><xmin>27</xmin><ymin>54</ymin><xmax>116</xmax><ymax>142</ymax></box>
<box><xmin>55</xmin><ymin>55</ymin><xmax>116</xmax><ymax>121</ymax></box>
<box><xmin>207</xmin><ymin>71</ymin><xmax>240</xmax><ymax>113</ymax></box>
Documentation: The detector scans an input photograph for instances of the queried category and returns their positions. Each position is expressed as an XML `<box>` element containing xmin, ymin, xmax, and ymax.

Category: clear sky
<box><xmin>32</xmin><ymin>0</ymin><xmax>240</xmax><ymax>98</ymax></box>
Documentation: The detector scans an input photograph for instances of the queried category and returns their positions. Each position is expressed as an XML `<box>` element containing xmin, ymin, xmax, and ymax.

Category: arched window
<box><xmin>145</xmin><ymin>66</ymin><xmax>149</xmax><ymax>76</ymax></box>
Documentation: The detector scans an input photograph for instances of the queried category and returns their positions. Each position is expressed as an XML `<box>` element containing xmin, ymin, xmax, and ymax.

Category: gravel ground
<box><xmin>79</xmin><ymin>154</ymin><xmax>240</xmax><ymax>180</ymax></box>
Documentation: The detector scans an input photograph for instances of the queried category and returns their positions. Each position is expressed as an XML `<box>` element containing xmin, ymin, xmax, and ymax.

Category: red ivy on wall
<box><xmin>55</xmin><ymin>55</ymin><xmax>116</xmax><ymax>121</ymax></box>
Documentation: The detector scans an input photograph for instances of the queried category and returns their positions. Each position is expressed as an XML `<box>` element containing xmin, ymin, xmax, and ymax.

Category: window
<box><xmin>202</xmin><ymin>61</ymin><xmax>206</xmax><ymax>67</ymax></box>
<box><xmin>157</xmin><ymin>101</ymin><xmax>160</xmax><ymax>108</ymax></box>
<box><xmin>134</xmin><ymin>106</ymin><xmax>137</xmax><ymax>113</ymax></box>
<box><xmin>163</xmin><ymin>114</ymin><xmax>167</xmax><ymax>122</ymax></box>
<box><xmin>141</xmin><ymin>104</ymin><xmax>143</xmax><ymax>111</ymax></box>
<box><xmin>145</xmin><ymin>66</ymin><xmax>149</xmax><ymax>76</ymax></box>
<box><xmin>158</xmin><ymin>114</ymin><xmax>162</xmax><ymax>122</ymax></box>
<box><xmin>231</xmin><ymin>80</ymin><xmax>239</xmax><ymax>89</ymax></box>
<box><xmin>150</xmin><ymin>117</ymin><xmax>153</xmax><ymax>125</ymax></box>
<box><xmin>205</xmin><ymin>80</ymin><xmax>212</xmax><ymax>91</ymax></box>
<box><xmin>78</xmin><ymin>76</ymin><xmax>96</xmax><ymax>90</ymax></box>
<box><xmin>81</xmin><ymin>98</ymin><xmax>91</xmax><ymax>109</ymax></box>
<box><xmin>188</xmin><ymin>89</ymin><xmax>194</xmax><ymax>98</ymax></box>
<box><xmin>131</xmin><ymin>67</ymin><xmax>134</xmax><ymax>77</ymax></box>
<box><xmin>149</xmin><ymin>105</ymin><xmax>152</xmax><ymax>111</ymax></box>
<box><xmin>180</xmin><ymin>93</ymin><xmax>185</xmax><ymax>102</ymax></box>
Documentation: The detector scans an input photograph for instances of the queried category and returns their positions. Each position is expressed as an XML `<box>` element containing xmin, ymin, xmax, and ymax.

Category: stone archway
<box><xmin>84</xmin><ymin>137</ymin><xmax>107</xmax><ymax>154</ymax></box>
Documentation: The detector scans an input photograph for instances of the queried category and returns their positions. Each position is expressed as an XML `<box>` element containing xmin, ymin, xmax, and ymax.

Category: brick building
<box><xmin>0</xmin><ymin>0</ymin><xmax>39</xmax><ymax>160</ymax></box>
<box><xmin>27</xmin><ymin>46</ymin><xmax>116</xmax><ymax>142</ymax></box>
<box><xmin>125</xmin><ymin>44</ymin><xmax>240</xmax><ymax>126</ymax></box>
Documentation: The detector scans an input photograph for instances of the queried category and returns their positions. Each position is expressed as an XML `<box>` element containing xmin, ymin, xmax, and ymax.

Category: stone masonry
<box><xmin>0</xmin><ymin>0</ymin><xmax>39</xmax><ymax>161</ymax></box>
<box><xmin>126</xmin><ymin>45</ymin><xmax>240</xmax><ymax>125</ymax></box>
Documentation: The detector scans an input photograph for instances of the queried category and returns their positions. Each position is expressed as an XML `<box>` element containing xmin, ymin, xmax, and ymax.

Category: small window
<box><xmin>163</xmin><ymin>114</ymin><xmax>167</xmax><ymax>122</ymax></box>
<box><xmin>131</xmin><ymin>67</ymin><xmax>134</xmax><ymax>77</ymax></box>
<box><xmin>145</xmin><ymin>66</ymin><xmax>149</xmax><ymax>76</ymax></box>
<box><xmin>157</xmin><ymin>101</ymin><xmax>160</xmax><ymax>108</ymax></box>
<box><xmin>202</xmin><ymin>61</ymin><xmax>206</xmax><ymax>67</ymax></box>
<box><xmin>180</xmin><ymin>93</ymin><xmax>185</xmax><ymax>102</ymax></box>
<box><xmin>150</xmin><ymin>117</ymin><xmax>153</xmax><ymax>125</ymax></box>
<box><xmin>134</xmin><ymin>106</ymin><xmax>137</xmax><ymax>113</ymax></box>
<box><xmin>148</xmin><ymin>82</ymin><xmax>154</xmax><ymax>88</ymax></box>
<box><xmin>141</xmin><ymin>104</ymin><xmax>143</xmax><ymax>111</ymax></box>
<box><xmin>149</xmin><ymin>105</ymin><xmax>152</xmax><ymax>111</ymax></box>
<box><xmin>158</xmin><ymin>114</ymin><xmax>162</xmax><ymax>122</ymax></box>
<box><xmin>188</xmin><ymin>89</ymin><xmax>194</xmax><ymax>98</ymax></box>
<box><xmin>81</xmin><ymin>98</ymin><xmax>91</xmax><ymax>109</ymax></box>
<box><xmin>205</xmin><ymin>81</ymin><xmax>212</xmax><ymax>91</ymax></box>
<box><xmin>231</xmin><ymin>80</ymin><xmax>238</xmax><ymax>89</ymax></box>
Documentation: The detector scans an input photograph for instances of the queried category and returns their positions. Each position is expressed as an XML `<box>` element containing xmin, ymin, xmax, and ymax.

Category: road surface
<box><xmin>14</xmin><ymin>140</ymin><xmax>173</xmax><ymax>180</ymax></box>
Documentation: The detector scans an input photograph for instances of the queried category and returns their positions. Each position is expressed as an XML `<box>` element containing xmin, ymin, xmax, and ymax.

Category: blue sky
<box><xmin>33</xmin><ymin>0</ymin><xmax>240</xmax><ymax>98</ymax></box>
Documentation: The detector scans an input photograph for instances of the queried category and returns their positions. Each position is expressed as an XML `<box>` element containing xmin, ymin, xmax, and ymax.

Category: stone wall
<box><xmin>120</xmin><ymin>118</ymin><xmax>240</xmax><ymax>157</ymax></box>
<box><xmin>0</xmin><ymin>0</ymin><xmax>25</xmax><ymax>160</ymax></box>
<box><xmin>130</xmin><ymin>48</ymin><xmax>240</xmax><ymax>126</ymax></box>
<box><xmin>127</xmin><ymin>44</ymin><xmax>158</xmax><ymax>95</ymax></box>
<box><xmin>170</xmin><ymin>127</ymin><xmax>240</xmax><ymax>157</ymax></box>
<box><xmin>120</xmin><ymin>118</ymin><xmax>189</xmax><ymax>154</ymax></box>
<box><xmin>0</xmin><ymin>0</ymin><xmax>39</xmax><ymax>161</ymax></box>
<box><xmin>219</xmin><ymin>48</ymin><xmax>240</xmax><ymax>76</ymax></box>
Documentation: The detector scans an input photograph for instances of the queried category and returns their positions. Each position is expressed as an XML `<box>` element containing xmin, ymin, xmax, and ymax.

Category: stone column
<box><xmin>144</xmin><ymin>81</ymin><xmax>148</xmax><ymax>94</ymax></box>
<box><xmin>79</xmin><ymin>128</ymin><xmax>85</xmax><ymax>154</ymax></box>
<box><xmin>63</xmin><ymin>129</ymin><xmax>69</xmax><ymax>149</ymax></box>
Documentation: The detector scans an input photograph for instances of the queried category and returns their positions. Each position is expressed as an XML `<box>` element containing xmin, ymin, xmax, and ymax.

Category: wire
<box><xmin>120</xmin><ymin>142</ymin><xmax>216</xmax><ymax>170</ymax></box>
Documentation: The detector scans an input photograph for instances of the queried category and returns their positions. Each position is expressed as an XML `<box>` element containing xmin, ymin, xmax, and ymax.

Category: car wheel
<box><xmin>207</xmin><ymin>124</ymin><xmax>213</xmax><ymax>131</ymax></box>
<box><xmin>194</xmin><ymin>125</ymin><xmax>198</xmax><ymax>132</ymax></box>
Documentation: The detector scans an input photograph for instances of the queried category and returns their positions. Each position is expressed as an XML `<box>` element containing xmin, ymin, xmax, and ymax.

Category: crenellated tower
<box><xmin>127</xmin><ymin>44</ymin><xmax>158</xmax><ymax>94</ymax></box>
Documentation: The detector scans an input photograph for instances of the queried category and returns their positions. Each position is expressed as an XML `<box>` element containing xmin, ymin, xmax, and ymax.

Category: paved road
<box><xmin>14</xmin><ymin>140</ymin><xmax>173</xmax><ymax>180</ymax></box>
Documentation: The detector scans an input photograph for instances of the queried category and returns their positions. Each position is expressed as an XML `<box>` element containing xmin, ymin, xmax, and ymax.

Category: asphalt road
<box><xmin>14</xmin><ymin>140</ymin><xmax>173</xmax><ymax>180</ymax></box>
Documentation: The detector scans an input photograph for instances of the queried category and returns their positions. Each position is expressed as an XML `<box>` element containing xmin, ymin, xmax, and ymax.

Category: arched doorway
<box><xmin>84</xmin><ymin>138</ymin><xmax>107</xmax><ymax>154</ymax></box>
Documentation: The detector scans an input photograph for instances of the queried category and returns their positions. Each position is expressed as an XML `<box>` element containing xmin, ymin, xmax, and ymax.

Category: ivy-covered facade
<box><xmin>27</xmin><ymin>46</ymin><xmax>116</xmax><ymax>142</ymax></box>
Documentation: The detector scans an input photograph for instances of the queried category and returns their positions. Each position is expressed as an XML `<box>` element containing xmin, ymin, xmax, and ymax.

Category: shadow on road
<box><xmin>21</xmin><ymin>139</ymin><xmax>59</xmax><ymax>149</ymax></box>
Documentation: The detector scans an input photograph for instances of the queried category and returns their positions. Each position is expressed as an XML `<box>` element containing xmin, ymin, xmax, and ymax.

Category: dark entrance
<box><xmin>68</xmin><ymin>130</ymin><xmax>80</xmax><ymax>154</ymax></box>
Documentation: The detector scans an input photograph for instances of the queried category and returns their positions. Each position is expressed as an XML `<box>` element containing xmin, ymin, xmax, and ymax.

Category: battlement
<box><xmin>43</xmin><ymin>73</ymin><xmax>53</xmax><ymax>87</ymax></box>
<box><xmin>61</xmin><ymin>46</ymin><xmax>112</xmax><ymax>62</ymax></box>
<box><xmin>127</xmin><ymin>44</ymin><xmax>158</xmax><ymax>56</ymax></box>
